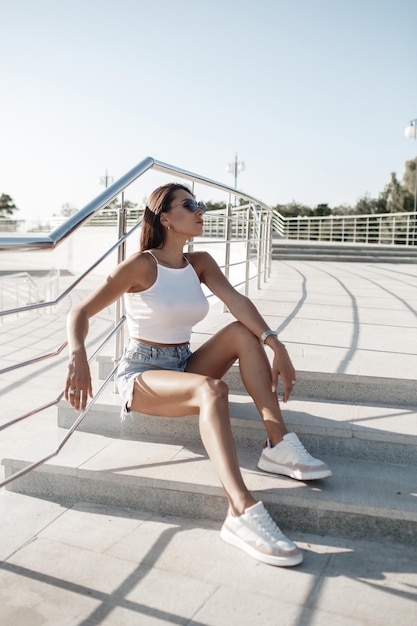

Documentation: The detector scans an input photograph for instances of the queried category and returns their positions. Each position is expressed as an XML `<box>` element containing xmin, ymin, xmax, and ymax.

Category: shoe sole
<box><xmin>257</xmin><ymin>457</ymin><xmax>332</xmax><ymax>480</ymax></box>
<box><xmin>220</xmin><ymin>525</ymin><xmax>303</xmax><ymax>567</ymax></box>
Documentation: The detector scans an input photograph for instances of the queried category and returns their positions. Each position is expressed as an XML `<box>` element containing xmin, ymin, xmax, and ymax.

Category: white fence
<box><xmin>273</xmin><ymin>211</ymin><xmax>417</xmax><ymax>245</ymax></box>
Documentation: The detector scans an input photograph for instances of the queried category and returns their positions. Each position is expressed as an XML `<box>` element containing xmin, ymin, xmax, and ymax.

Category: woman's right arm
<box><xmin>65</xmin><ymin>253</ymin><xmax>152</xmax><ymax>411</ymax></box>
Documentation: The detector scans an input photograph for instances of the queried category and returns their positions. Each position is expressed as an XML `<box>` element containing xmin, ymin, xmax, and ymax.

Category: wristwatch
<box><xmin>260</xmin><ymin>329</ymin><xmax>278</xmax><ymax>344</ymax></box>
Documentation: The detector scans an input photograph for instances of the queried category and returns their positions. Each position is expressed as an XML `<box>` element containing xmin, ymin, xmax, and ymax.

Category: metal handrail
<box><xmin>0</xmin><ymin>317</ymin><xmax>125</xmax><ymax>487</ymax></box>
<box><xmin>0</xmin><ymin>364</ymin><xmax>119</xmax><ymax>488</ymax></box>
<box><xmin>0</xmin><ymin>220</ymin><xmax>142</xmax><ymax>319</ymax></box>
<box><xmin>0</xmin><ymin>156</ymin><xmax>274</xmax><ymax>488</ymax></box>
<box><xmin>1</xmin><ymin>211</ymin><xmax>262</xmax><ymax>375</ymax></box>
<box><xmin>273</xmin><ymin>209</ymin><xmax>416</xmax><ymax>245</ymax></box>
<box><xmin>0</xmin><ymin>272</ymin><xmax>40</xmax><ymax>317</ymax></box>
<box><xmin>0</xmin><ymin>340</ymin><xmax>67</xmax><ymax>376</ymax></box>
<box><xmin>0</xmin><ymin>271</ymin><xmax>38</xmax><ymax>289</ymax></box>
<box><xmin>0</xmin><ymin>156</ymin><xmax>273</xmax><ymax>252</ymax></box>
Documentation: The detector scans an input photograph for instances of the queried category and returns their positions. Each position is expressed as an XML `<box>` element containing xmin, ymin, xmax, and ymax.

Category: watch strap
<box><xmin>261</xmin><ymin>329</ymin><xmax>278</xmax><ymax>343</ymax></box>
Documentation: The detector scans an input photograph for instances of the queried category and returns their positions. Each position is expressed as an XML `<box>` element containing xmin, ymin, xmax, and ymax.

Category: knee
<box><xmin>228</xmin><ymin>321</ymin><xmax>259</xmax><ymax>346</ymax></box>
<box><xmin>198</xmin><ymin>377</ymin><xmax>229</xmax><ymax>405</ymax></box>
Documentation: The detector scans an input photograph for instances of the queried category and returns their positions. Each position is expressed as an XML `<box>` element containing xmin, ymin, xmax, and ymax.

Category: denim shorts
<box><xmin>115</xmin><ymin>338</ymin><xmax>192</xmax><ymax>420</ymax></box>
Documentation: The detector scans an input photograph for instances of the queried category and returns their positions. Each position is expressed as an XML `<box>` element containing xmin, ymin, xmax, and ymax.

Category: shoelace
<box><xmin>251</xmin><ymin>509</ymin><xmax>285</xmax><ymax>542</ymax></box>
<box><xmin>287</xmin><ymin>437</ymin><xmax>315</xmax><ymax>461</ymax></box>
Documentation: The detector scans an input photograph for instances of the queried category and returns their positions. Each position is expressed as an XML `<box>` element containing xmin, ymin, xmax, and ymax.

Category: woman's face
<box><xmin>163</xmin><ymin>188</ymin><xmax>205</xmax><ymax>237</ymax></box>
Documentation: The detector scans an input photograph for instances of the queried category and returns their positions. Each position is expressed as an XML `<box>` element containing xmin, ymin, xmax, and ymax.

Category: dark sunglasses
<box><xmin>171</xmin><ymin>199</ymin><xmax>206</xmax><ymax>213</ymax></box>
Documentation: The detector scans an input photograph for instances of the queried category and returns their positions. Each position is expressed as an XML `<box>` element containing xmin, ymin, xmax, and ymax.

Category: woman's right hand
<box><xmin>63</xmin><ymin>253</ymin><xmax>143</xmax><ymax>411</ymax></box>
<box><xmin>64</xmin><ymin>348</ymin><xmax>93</xmax><ymax>412</ymax></box>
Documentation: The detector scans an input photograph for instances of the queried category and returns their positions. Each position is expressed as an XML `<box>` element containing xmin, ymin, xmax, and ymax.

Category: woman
<box><xmin>65</xmin><ymin>182</ymin><xmax>331</xmax><ymax>568</ymax></box>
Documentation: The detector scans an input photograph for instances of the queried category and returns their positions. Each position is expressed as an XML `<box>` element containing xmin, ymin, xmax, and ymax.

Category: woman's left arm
<box><xmin>196</xmin><ymin>252</ymin><xmax>296</xmax><ymax>401</ymax></box>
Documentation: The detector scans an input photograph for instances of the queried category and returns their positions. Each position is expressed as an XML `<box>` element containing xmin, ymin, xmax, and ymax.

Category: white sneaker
<box><xmin>258</xmin><ymin>432</ymin><xmax>332</xmax><ymax>480</ymax></box>
<box><xmin>220</xmin><ymin>501</ymin><xmax>303</xmax><ymax>567</ymax></box>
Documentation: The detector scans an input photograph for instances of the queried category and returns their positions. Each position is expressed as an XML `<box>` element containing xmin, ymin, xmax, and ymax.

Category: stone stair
<box><xmin>272</xmin><ymin>240</ymin><xmax>417</xmax><ymax>263</ymax></box>
<box><xmin>3</xmin><ymin>366</ymin><xmax>417</xmax><ymax>547</ymax></box>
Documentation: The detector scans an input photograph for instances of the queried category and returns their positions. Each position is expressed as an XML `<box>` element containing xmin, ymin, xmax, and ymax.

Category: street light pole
<box><xmin>226</xmin><ymin>154</ymin><xmax>245</xmax><ymax>190</ymax></box>
<box><xmin>100</xmin><ymin>169</ymin><xmax>114</xmax><ymax>189</ymax></box>
<box><xmin>226</xmin><ymin>154</ymin><xmax>245</xmax><ymax>207</ymax></box>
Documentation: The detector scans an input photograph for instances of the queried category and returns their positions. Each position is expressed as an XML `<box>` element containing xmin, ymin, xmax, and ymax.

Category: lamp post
<box><xmin>100</xmin><ymin>169</ymin><xmax>114</xmax><ymax>189</ymax></box>
<box><xmin>226</xmin><ymin>154</ymin><xmax>245</xmax><ymax>189</ymax></box>
<box><xmin>404</xmin><ymin>119</ymin><xmax>417</xmax><ymax>214</ymax></box>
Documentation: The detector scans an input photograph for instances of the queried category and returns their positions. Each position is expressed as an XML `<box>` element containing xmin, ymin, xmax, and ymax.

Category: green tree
<box><xmin>402</xmin><ymin>156</ymin><xmax>417</xmax><ymax>199</ymax></box>
<box><xmin>381</xmin><ymin>172</ymin><xmax>414</xmax><ymax>213</ymax></box>
<box><xmin>104</xmin><ymin>198</ymin><xmax>138</xmax><ymax>213</ymax></box>
<box><xmin>354</xmin><ymin>194</ymin><xmax>387</xmax><ymax>215</ymax></box>
<box><xmin>60</xmin><ymin>203</ymin><xmax>77</xmax><ymax>217</ymax></box>
<box><xmin>204</xmin><ymin>201</ymin><xmax>228</xmax><ymax>211</ymax></box>
<box><xmin>332</xmin><ymin>203</ymin><xmax>355</xmax><ymax>215</ymax></box>
<box><xmin>313</xmin><ymin>203</ymin><xmax>331</xmax><ymax>216</ymax></box>
<box><xmin>273</xmin><ymin>201</ymin><xmax>312</xmax><ymax>217</ymax></box>
<box><xmin>0</xmin><ymin>193</ymin><xmax>19</xmax><ymax>218</ymax></box>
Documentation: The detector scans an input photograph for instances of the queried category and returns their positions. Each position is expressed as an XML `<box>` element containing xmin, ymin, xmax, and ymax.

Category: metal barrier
<box><xmin>0</xmin><ymin>156</ymin><xmax>274</xmax><ymax>488</ymax></box>
<box><xmin>0</xmin><ymin>270</ymin><xmax>60</xmax><ymax>322</ymax></box>
<box><xmin>273</xmin><ymin>210</ymin><xmax>417</xmax><ymax>245</ymax></box>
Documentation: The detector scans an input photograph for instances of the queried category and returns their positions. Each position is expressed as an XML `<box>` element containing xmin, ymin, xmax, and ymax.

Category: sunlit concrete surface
<box><xmin>1</xmin><ymin>256</ymin><xmax>416</xmax><ymax>626</ymax></box>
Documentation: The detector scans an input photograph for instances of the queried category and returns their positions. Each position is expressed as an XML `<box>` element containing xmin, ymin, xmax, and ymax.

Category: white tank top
<box><xmin>124</xmin><ymin>251</ymin><xmax>209</xmax><ymax>343</ymax></box>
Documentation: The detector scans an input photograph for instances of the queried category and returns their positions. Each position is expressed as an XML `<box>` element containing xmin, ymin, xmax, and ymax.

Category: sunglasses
<box><xmin>171</xmin><ymin>199</ymin><xmax>207</xmax><ymax>213</ymax></box>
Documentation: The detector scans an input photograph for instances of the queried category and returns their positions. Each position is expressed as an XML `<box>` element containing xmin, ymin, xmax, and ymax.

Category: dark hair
<box><xmin>140</xmin><ymin>183</ymin><xmax>193</xmax><ymax>251</ymax></box>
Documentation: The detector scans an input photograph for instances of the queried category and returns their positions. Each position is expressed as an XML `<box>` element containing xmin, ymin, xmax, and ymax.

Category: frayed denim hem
<box><xmin>119</xmin><ymin>378</ymin><xmax>135</xmax><ymax>422</ymax></box>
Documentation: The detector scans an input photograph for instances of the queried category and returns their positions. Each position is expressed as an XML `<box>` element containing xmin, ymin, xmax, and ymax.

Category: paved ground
<box><xmin>1</xmin><ymin>259</ymin><xmax>417</xmax><ymax>625</ymax></box>
<box><xmin>1</xmin><ymin>493</ymin><xmax>416</xmax><ymax>626</ymax></box>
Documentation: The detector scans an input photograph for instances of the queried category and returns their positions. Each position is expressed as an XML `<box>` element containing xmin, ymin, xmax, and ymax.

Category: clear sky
<box><xmin>1</xmin><ymin>0</ymin><xmax>417</xmax><ymax>220</ymax></box>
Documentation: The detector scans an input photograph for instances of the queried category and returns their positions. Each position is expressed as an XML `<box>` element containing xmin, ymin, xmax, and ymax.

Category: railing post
<box><xmin>263</xmin><ymin>212</ymin><xmax>268</xmax><ymax>283</ymax></box>
<box><xmin>245</xmin><ymin>207</ymin><xmax>252</xmax><ymax>297</ymax></box>
<box><xmin>223</xmin><ymin>196</ymin><xmax>232</xmax><ymax>312</ymax></box>
<box><xmin>257</xmin><ymin>218</ymin><xmax>264</xmax><ymax>290</ymax></box>
<box><xmin>267</xmin><ymin>211</ymin><xmax>272</xmax><ymax>278</ymax></box>
<box><xmin>188</xmin><ymin>179</ymin><xmax>195</xmax><ymax>253</ymax></box>
<box><xmin>114</xmin><ymin>192</ymin><xmax>127</xmax><ymax>388</ymax></box>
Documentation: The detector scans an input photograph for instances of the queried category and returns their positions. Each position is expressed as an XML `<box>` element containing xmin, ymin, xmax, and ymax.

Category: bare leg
<box><xmin>126</xmin><ymin>331</ymin><xmax>305</xmax><ymax>566</ymax></box>
<box><xmin>130</xmin><ymin>370</ymin><xmax>256</xmax><ymax>516</ymax></box>
<box><xmin>128</xmin><ymin>322</ymin><xmax>289</xmax><ymax>514</ymax></box>
<box><xmin>197</xmin><ymin>377</ymin><xmax>257</xmax><ymax>515</ymax></box>
<box><xmin>187</xmin><ymin>322</ymin><xmax>288</xmax><ymax>446</ymax></box>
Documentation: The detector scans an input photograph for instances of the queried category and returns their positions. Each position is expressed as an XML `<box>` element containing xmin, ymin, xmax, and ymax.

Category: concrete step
<box><xmin>57</xmin><ymin>390</ymin><xmax>417</xmax><ymax>466</ymax></box>
<box><xmin>272</xmin><ymin>242</ymin><xmax>417</xmax><ymax>254</ymax></box>
<box><xmin>272</xmin><ymin>253</ymin><xmax>417</xmax><ymax>263</ymax></box>
<box><xmin>271</xmin><ymin>242</ymin><xmax>417</xmax><ymax>263</ymax></box>
<box><xmin>3</xmin><ymin>428</ymin><xmax>416</xmax><ymax>547</ymax></box>
<box><xmin>96</xmin><ymin>361</ymin><xmax>417</xmax><ymax>407</ymax></box>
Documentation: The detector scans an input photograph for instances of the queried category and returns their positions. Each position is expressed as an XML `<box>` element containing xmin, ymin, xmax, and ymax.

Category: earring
<box><xmin>167</xmin><ymin>225</ymin><xmax>171</xmax><ymax>231</ymax></box>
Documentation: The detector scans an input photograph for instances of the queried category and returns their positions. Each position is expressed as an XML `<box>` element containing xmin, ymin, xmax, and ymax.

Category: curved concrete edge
<box><xmin>223</xmin><ymin>367</ymin><xmax>417</xmax><ymax>406</ymax></box>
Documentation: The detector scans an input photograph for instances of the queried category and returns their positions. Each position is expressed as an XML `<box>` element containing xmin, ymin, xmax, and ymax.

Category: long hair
<box><xmin>140</xmin><ymin>183</ymin><xmax>192</xmax><ymax>251</ymax></box>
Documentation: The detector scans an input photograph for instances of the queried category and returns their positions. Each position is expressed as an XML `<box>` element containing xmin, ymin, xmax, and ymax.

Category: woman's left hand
<box><xmin>269</xmin><ymin>341</ymin><xmax>296</xmax><ymax>402</ymax></box>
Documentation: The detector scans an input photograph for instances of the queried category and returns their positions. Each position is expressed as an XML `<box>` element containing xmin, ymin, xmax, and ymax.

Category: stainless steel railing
<box><xmin>0</xmin><ymin>269</ymin><xmax>60</xmax><ymax>324</ymax></box>
<box><xmin>0</xmin><ymin>319</ymin><xmax>124</xmax><ymax>488</ymax></box>
<box><xmin>0</xmin><ymin>156</ymin><xmax>274</xmax><ymax>488</ymax></box>
<box><xmin>0</xmin><ymin>156</ymin><xmax>273</xmax><ymax>252</ymax></box>
<box><xmin>273</xmin><ymin>209</ymin><xmax>417</xmax><ymax>245</ymax></box>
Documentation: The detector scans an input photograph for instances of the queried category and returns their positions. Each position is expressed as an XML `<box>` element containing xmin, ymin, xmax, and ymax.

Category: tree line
<box><xmin>0</xmin><ymin>194</ymin><xmax>18</xmax><ymax>218</ymax></box>
<box><xmin>274</xmin><ymin>157</ymin><xmax>416</xmax><ymax>217</ymax></box>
